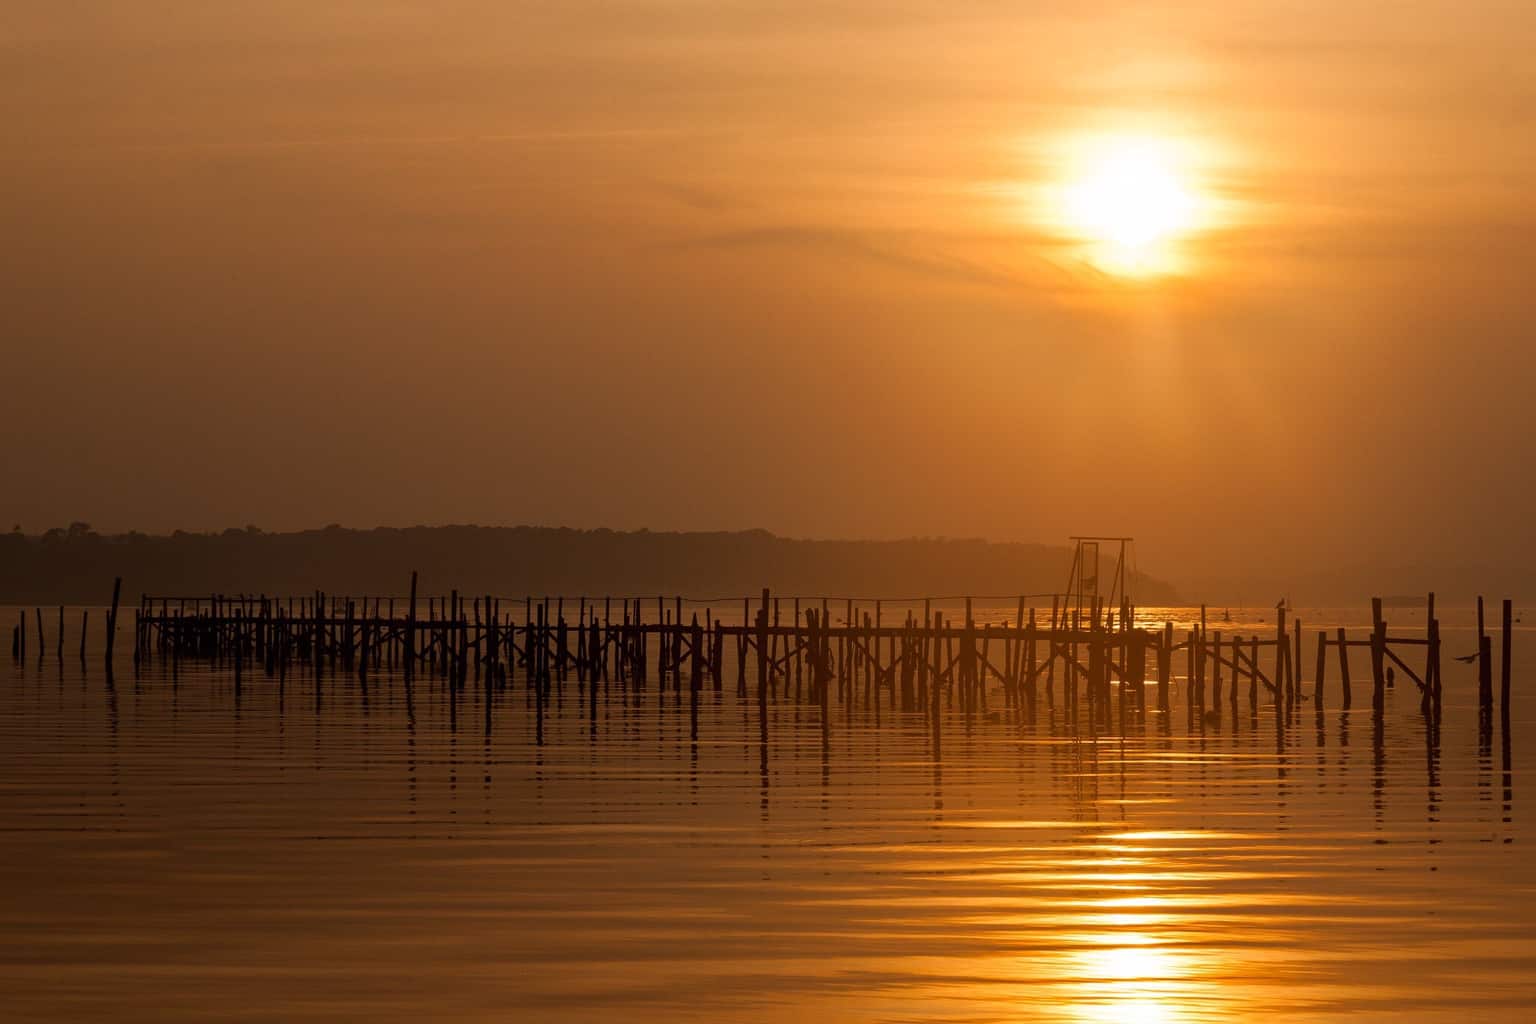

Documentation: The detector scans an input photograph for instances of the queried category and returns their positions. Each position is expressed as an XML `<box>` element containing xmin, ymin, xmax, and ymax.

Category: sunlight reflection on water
<box><xmin>0</xmin><ymin>606</ymin><xmax>1530</xmax><ymax>1021</ymax></box>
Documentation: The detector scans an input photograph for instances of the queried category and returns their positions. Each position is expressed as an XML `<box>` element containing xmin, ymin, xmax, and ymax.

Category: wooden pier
<box><xmin>7</xmin><ymin>575</ymin><xmax>1513</xmax><ymax>735</ymax></box>
<box><xmin>8</xmin><ymin>574</ymin><xmax>1518</xmax><ymax>742</ymax></box>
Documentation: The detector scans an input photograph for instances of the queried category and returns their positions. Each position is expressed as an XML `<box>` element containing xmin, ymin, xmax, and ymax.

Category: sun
<box><xmin>1057</xmin><ymin>135</ymin><xmax>1204</xmax><ymax>276</ymax></box>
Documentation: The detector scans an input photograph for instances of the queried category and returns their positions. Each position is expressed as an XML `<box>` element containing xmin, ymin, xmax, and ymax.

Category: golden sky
<box><xmin>3</xmin><ymin>2</ymin><xmax>1534</xmax><ymax>591</ymax></box>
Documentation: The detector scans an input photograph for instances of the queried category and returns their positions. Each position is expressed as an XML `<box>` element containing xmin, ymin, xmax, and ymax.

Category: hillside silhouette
<box><xmin>0</xmin><ymin>524</ymin><xmax>1179</xmax><ymax>605</ymax></box>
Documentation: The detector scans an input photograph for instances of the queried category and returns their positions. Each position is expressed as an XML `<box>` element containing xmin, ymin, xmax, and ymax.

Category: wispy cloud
<box><xmin>678</xmin><ymin>225</ymin><xmax>1087</xmax><ymax>292</ymax></box>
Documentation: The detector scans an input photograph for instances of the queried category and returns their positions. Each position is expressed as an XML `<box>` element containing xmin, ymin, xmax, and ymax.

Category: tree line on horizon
<box><xmin>0</xmin><ymin>524</ymin><xmax>1181</xmax><ymax>606</ymax></box>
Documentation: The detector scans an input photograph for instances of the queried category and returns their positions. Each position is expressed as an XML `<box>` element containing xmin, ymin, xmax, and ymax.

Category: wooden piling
<box><xmin>105</xmin><ymin>577</ymin><xmax>121</xmax><ymax>666</ymax></box>
<box><xmin>1479</xmin><ymin>633</ymin><xmax>1494</xmax><ymax>711</ymax></box>
<box><xmin>1501</xmin><ymin>598</ymin><xmax>1513</xmax><ymax>714</ymax></box>
<box><xmin>1369</xmin><ymin>598</ymin><xmax>1386</xmax><ymax>712</ymax></box>
<box><xmin>756</xmin><ymin>589</ymin><xmax>770</xmax><ymax>703</ymax></box>
<box><xmin>1313</xmin><ymin>631</ymin><xmax>1327</xmax><ymax>708</ymax></box>
<box><xmin>405</xmin><ymin>572</ymin><xmax>418</xmax><ymax>675</ymax></box>
<box><xmin>1274</xmin><ymin>604</ymin><xmax>1288</xmax><ymax>702</ymax></box>
<box><xmin>1292</xmin><ymin>618</ymin><xmax>1303</xmax><ymax>706</ymax></box>
<box><xmin>1158</xmin><ymin>622</ymin><xmax>1171</xmax><ymax>712</ymax></box>
<box><xmin>1211</xmin><ymin>630</ymin><xmax>1223</xmax><ymax>711</ymax></box>
<box><xmin>1336</xmin><ymin>627</ymin><xmax>1352</xmax><ymax>710</ymax></box>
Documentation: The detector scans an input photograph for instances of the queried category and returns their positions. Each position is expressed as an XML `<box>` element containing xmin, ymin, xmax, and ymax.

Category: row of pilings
<box><xmin>11</xmin><ymin>579</ymin><xmax>1516</xmax><ymax>739</ymax></box>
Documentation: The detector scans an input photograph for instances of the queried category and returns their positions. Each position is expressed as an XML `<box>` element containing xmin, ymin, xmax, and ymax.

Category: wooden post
<box><xmin>1229</xmin><ymin>633</ymin><xmax>1239</xmax><ymax>714</ymax></box>
<box><xmin>1370</xmin><ymin>597</ymin><xmax>1386</xmax><ymax>712</ymax></box>
<box><xmin>930</xmin><ymin>611</ymin><xmax>942</xmax><ymax>753</ymax></box>
<box><xmin>1024</xmin><ymin>607</ymin><xmax>1038</xmax><ymax>710</ymax></box>
<box><xmin>756</xmin><ymin>588</ymin><xmax>770</xmax><ymax>703</ymax></box>
<box><xmin>1195</xmin><ymin>622</ymin><xmax>1207</xmax><ymax>719</ymax></box>
<box><xmin>1130</xmin><ymin>628</ymin><xmax>1146</xmax><ymax>714</ymax></box>
<box><xmin>1479</xmin><ymin>633</ymin><xmax>1494</xmax><ymax>711</ymax></box>
<box><xmin>1211</xmin><ymin>630</ymin><xmax>1223</xmax><ymax>711</ymax></box>
<box><xmin>1501</xmin><ymin>599</ymin><xmax>1513</xmax><ymax>714</ymax></box>
<box><xmin>712</xmin><ymin>608</ymin><xmax>724</xmax><ymax>690</ymax></box>
<box><xmin>1336</xmin><ymin>627</ymin><xmax>1352</xmax><ymax>710</ymax></box>
<box><xmin>1429</xmin><ymin>608</ymin><xmax>1442</xmax><ymax>719</ymax></box>
<box><xmin>963</xmin><ymin>598</ymin><xmax>976</xmax><ymax>716</ymax></box>
<box><xmin>314</xmin><ymin>590</ymin><xmax>326</xmax><ymax>672</ymax></box>
<box><xmin>1292</xmin><ymin>618</ymin><xmax>1303</xmax><ymax>706</ymax></box>
<box><xmin>1185</xmin><ymin>629</ymin><xmax>1197</xmax><ymax>725</ymax></box>
<box><xmin>734</xmin><ymin>597</ymin><xmax>747</xmax><ymax>693</ymax></box>
<box><xmin>405</xmin><ymin>571</ymin><xmax>418</xmax><ymax>674</ymax></box>
<box><xmin>938</xmin><ymin>611</ymin><xmax>951</xmax><ymax>710</ymax></box>
<box><xmin>104</xmin><ymin>577</ymin><xmax>122</xmax><ymax>666</ymax></box>
<box><xmin>1158</xmin><ymin>622</ymin><xmax>1171</xmax><ymax>712</ymax></box>
<box><xmin>1248</xmin><ymin>636</ymin><xmax>1259</xmax><ymax>712</ymax></box>
<box><xmin>1274</xmin><ymin>604</ymin><xmax>1287</xmax><ymax>701</ymax></box>
<box><xmin>232</xmin><ymin>605</ymin><xmax>245</xmax><ymax>688</ymax></box>
<box><xmin>816</xmin><ymin>610</ymin><xmax>831</xmax><ymax>716</ymax></box>
<box><xmin>690</xmin><ymin>613</ymin><xmax>703</xmax><ymax>692</ymax></box>
<box><xmin>1314</xmin><ymin>631</ymin><xmax>1327</xmax><ymax>709</ymax></box>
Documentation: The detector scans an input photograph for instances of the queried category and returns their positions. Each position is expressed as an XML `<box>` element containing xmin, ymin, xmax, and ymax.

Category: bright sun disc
<box><xmin>1059</xmin><ymin>136</ymin><xmax>1202</xmax><ymax>275</ymax></box>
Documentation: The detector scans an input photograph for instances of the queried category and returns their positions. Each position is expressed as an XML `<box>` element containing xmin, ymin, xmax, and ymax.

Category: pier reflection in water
<box><xmin>0</xmin><ymin>608</ymin><xmax>1528</xmax><ymax>1022</ymax></box>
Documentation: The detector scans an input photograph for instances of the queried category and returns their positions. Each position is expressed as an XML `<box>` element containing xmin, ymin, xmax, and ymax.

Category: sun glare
<box><xmin>1055</xmin><ymin>134</ymin><xmax>1207</xmax><ymax>277</ymax></box>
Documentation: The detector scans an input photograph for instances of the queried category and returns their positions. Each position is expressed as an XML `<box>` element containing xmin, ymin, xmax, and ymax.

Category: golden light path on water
<box><xmin>852</xmin><ymin>828</ymin><xmax>1245</xmax><ymax>1022</ymax></box>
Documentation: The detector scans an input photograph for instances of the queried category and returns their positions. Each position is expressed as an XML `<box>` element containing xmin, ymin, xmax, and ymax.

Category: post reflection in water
<box><xmin>0</xmin><ymin>610</ymin><xmax>1527</xmax><ymax>1022</ymax></box>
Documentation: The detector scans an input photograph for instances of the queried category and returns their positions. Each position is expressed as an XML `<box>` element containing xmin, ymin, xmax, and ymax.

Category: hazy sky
<box><xmin>4</xmin><ymin>2</ymin><xmax>1534</xmax><ymax>591</ymax></box>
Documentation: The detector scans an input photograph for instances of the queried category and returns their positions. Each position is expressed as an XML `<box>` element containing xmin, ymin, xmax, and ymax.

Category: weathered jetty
<box><xmin>11</xmin><ymin>572</ymin><xmax>1515</xmax><ymax>737</ymax></box>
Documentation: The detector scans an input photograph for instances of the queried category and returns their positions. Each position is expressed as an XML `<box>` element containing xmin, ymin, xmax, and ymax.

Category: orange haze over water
<box><xmin>3</xmin><ymin>3</ymin><xmax>1535</xmax><ymax>596</ymax></box>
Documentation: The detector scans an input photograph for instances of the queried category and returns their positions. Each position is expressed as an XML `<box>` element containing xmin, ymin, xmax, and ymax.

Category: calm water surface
<box><xmin>0</xmin><ymin>605</ymin><xmax>1531</xmax><ymax>1021</ymax></box>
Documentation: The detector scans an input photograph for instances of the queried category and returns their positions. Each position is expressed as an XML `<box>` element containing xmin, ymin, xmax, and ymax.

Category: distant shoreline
<box><xmin>0</xmin><ymin>525</ymin><xmax>1180</xmax><ymax>606</ymax></box>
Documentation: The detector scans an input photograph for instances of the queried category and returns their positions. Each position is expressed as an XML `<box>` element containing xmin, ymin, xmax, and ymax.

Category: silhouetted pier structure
<box><xmin>8</xmin><ymin>574</ymin><xmax>1518</xmax><ymax>739</ymax></box>
<box><xmin>5</xmin><ymin>574</ymin><xmax>1510</xmax><ymax>734</ymax></box>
